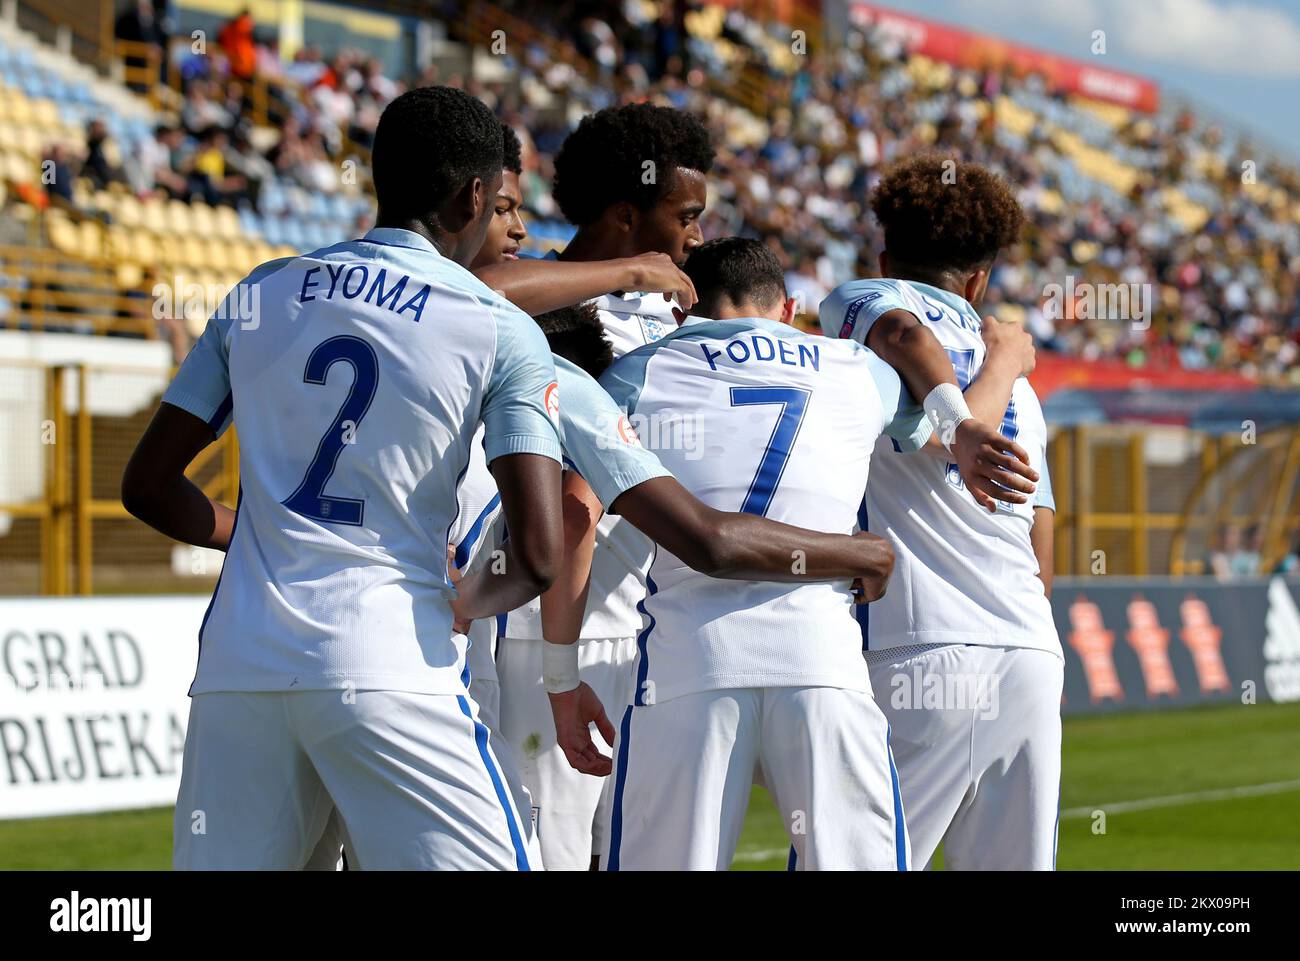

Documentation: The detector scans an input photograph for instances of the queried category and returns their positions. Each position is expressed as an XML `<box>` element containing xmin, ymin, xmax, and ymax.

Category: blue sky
<box><xmin>870</xmin><ymin>0</ymin><xmax>1300</xmax><ymax>161</ymax></box>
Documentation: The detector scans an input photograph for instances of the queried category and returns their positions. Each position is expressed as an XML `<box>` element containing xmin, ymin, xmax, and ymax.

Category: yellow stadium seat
<box><xmin>213</xmin><ymin>205</ymin><xmax>241</xmax><ymax>240</ymax></box>
<box><xmin>166</xmin><ymin>199</ymin><xmax>195</xmax><ymax>235</ymax></box>
<box><xmin>141</xmin><ymin>200</ymin><xmax>166</xmax><ymax>233</ymax></box>
<box><xmin>2</xmin><ymin>153</ymin><xmax>31</xmax><ymax>183</ymax></box>
<box><xmin>78</xmin><ymin>220</ymin><xmax>105</xmax><ymax>260</ymax></box>
<box><xmin>204</xmin><ymin>238</ymin><xmax>232</xmax><ymax>272</ymax></box>
<box><xmin>191</xmin><ymin>202</ymin><xmax>216</xmax><ymax>235</ymax></box>
<box><xmin>15</xmin><ymin>126</ymin><xmax>43</xmax><ymax>157</ymax></box>
<box><xmin>30</xmin><ymin>99</ymin><xmax>59</xmax><ymax>129</ymax></box>
<box><xmin>179</xmin><ymin>235</ymin><xmax>204</xmax><ymax>266</ymax></box>
<box><xmin>8</xmin><ymin>95</ymin><xmax>32</xmax><ymax>124</ymax></box>
<box><xmin>116</xmin><ymin>261</ymin><xmax>145</xmax><ymax>290</ymax></box>
<box><xmin>131</xmin><ymin>231</ymin><xmax>160</xmax><ymax>267</ymax></box>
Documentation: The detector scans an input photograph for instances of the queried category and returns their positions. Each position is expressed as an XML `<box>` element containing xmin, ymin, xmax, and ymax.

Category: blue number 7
<box><xmin>729</xmin><ymin>386</ymin><xmax>811</xmax><ymax>516</ymax></box>
<box><xmin>282</xmin><ymin>335</ymin><xmax>379</xmax><ymax>526</ymax></box>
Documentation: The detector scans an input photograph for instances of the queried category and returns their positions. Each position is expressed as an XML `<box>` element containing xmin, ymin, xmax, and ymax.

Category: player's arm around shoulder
<box><xmin>912</xmin><ymin>315</ymin><xmax>1036</xmax><ymax>457</ymax></box>
<box><xmin>474</xmin><ymin>252</ymin><xmax>696</xmax><ymax>317</ymax></box>
<box><xmin>848</xmin><ymin>299</ymin><xmax>1038</xmax><ymax>513</ymax></box>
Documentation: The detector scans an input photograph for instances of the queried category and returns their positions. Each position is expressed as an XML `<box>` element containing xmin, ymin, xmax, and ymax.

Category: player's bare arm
<box><xmin>121</xmin><ymin>402</ymin><xmax>236</xmax><ymax>551</ymax></box>
<box><xmin>474</xmin><ymin>252</ymin><xmax>697</xmax><ymax>317</ymax></box>
<box><xmin>613</xmin><ymin>476</ymin><xmax>895</xmax><ymax>591</ymax></box>
<box><xmin>1031</xmin><ymin>506</ymin><xmax>1054</xmax><ymax>598</ymax></box>
<box><xmin>868</xmin><ymin>306</ymin><xmax>1038</xmax><ymax>511</ymax></box>
<box><xmin>453</xmin><ymin>452</ymin><xmax>563</xmax><ymax>621</ymax></box>
<box><xmin>541</xmin><ymin>471</ymin><xmax>616</xmax><ymax>778</ymax></box>
<box><xmin>921</xmin><ymin>316</ymin><xmax>1036</xmax><ymax>453</ymax></box>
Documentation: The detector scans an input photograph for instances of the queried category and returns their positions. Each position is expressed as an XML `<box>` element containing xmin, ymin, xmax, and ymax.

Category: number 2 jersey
<box><xmin>820</xmin><ymin>278</ymin><xmax>1060</xmax><ymax>657</ymax></box>
<box><xmin>162</xmin><ymin>227</ymin><xmax>562</xmax><ymax>696</ymax></box>
<box><xmin>600</xmin><ymin>316</ymin><xmax>931</xmax><ymax>705</ymax></box>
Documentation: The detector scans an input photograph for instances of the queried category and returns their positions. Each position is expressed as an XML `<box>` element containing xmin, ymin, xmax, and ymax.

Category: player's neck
<box><xmin>886</xmin><ymin>260</ymin><xmax>971</xmax><ymax>301</ymax></box>
<box><xmin>559</xmin><ymin>228</ymin><xmax>633</xmax><ymax>264</ymax></box>
<box><xmin>373</xmin><ymin>213</ymin><xmax>464</xmax><ymax>264</ymax></box>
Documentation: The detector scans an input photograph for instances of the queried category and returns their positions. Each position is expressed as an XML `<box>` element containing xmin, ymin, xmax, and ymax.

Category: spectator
<box><xmin>82</xmin><ymin>120</ymin><xmax>124</xmax><ymax>190</ymax></box>
<box><xmin>218</xmin><ymin>9</ymin><xmax>257</xmax><ymax>81</ymax></box>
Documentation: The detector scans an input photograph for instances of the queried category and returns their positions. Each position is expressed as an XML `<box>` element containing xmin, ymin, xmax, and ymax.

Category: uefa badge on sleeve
<box><xmin>617</xmin><ymin>414</ymin><xmax>643</xmax><ymax>448</ymax></box>
<box><xmin>544</xmin><ymin>381</ymin><xmax>560</xmax><ymax>425</ymax></box>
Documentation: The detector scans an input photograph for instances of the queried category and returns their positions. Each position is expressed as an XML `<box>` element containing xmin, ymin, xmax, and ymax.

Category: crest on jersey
<box><xmin>639</xmin><ymin>315</ymin><xmax>669</xmax><ymax>343</ymax></box>
<box><xmin>544</xmin><ymin>381</ymin><xmax>560</xmax><ymax>422</ymax></box>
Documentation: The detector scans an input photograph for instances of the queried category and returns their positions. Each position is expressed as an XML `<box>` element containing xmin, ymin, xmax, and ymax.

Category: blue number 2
<box><xmin>729</xmin><ymin>386</ymin><xmax>811</xmax><ymax>516</ymax></box>
<box><xmin>282</xmin><ymin>335</ymin><xmax>379</xmax><ymax>526</ymax></box>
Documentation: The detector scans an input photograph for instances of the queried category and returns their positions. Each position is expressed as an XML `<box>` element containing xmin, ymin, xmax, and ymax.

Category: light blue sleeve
<box><xmin>1035</xmin><ymin>456</ymin><xmax>1055</xmax><ymax>511</ymax></box>
<box><xmin>557</xmin><ymin>357</ymin><xmax>670</xmax><ymax>510</ymax></box>
<box><xmin>482</xmin><ymin>307</ymin><xmax>563</xmax><ymax>465</ymax></box>
<box><xmin>161</xmin><ymin>256</ymin><xmax>296</xmax><ymax>436</ymax></box>
<box><xmin>162</xmin><ymin>312</ymin><xmax>235</xmax><ymax>436</ymax></box>
<box><xmin>819</xmin><ymin>278</ymin><xmax>913</xmax><ymax>345</ymax></box>
<box><xmin>862</xmin><ymin>348</ymin><xmax>934</xmax><ymax>452</ymax></box>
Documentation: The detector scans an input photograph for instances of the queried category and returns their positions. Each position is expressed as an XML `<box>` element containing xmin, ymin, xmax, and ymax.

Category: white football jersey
<box><xmin>449</xmin><ymin>427</ymin><xmax>505</xmax><ymax>687</ymax></box>
<box><xmin>163</xmin><ymin>227</ymin><xmax>562</xmax><ymax>695</ymax></box>
<box><xmin>821</xmin><ymin>278</ymin><xmax>1059</xmax><ymax>656</ymax></box>
<box><xmin>600</xmin><ymin>316</ymin><xmax>931</xmax><ymax>705</ymax></box>
<box><xmin>503</xmin><ymin>289</ymin><xmax>679</xmax><ymax>641</ymax></box>
<box><xmin>499</xmin><ymin>354</ymin><xmax>672</xmax><ymax>641</ymax></box>
<box><xmin>591</xmin><ymin>290</ymin><xmax>679</xmax><ymax>356</ymax></box>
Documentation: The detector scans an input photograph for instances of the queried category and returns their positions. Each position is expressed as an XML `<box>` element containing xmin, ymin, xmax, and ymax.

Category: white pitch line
<box><xmin>728</xmin><ymin>779</ymin><xmax>1300</xmax><ymax>864</ymax></box>
<box><xmin>1061</xmin><ymin>778</ymin><xmax>1300</xmax><ymax>818</ymax></box>
<box><xmin>732</xmin><ymin>848</ymin><xmax>789</xmax><ymax>863</ymax></box>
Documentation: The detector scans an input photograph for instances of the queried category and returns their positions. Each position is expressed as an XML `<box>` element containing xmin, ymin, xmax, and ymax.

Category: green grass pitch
<box><xmin>2</xmin><ymin>701</ymin><xmax>1297</xmax><ymax>870</ymax></box>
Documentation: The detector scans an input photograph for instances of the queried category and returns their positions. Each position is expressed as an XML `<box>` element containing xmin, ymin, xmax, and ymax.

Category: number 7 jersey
<box><xmin>599</xmin><ymin>316</ymin><xmax>931</xmax><ymax>706</ymax></box>
<box><xmin>161</xmin><ymin>227</ymin><xmax>562</xmax><ymax>696</ymax></box>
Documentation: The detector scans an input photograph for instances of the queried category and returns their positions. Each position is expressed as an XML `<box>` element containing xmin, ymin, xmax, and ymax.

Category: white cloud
<box><xmin>955</xmin><ymin>0</ymin><xmax>1300</xmax><ymax>77</ymax></box>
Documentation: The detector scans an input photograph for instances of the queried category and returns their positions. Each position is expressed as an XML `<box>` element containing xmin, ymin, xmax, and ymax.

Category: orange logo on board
<box><xmin>1178</xmin><ymin>594</ymin><xmax>1230</xmax><ymax>694</ymax></box>
<box><xmin>1125</xmin><ymin>597</ymin><xmax>1178</xmax><ymax>698</ymax></box>
<box><xmin>1067</xmin><ymin>597</ymin><xmax>1123</xmax><ymax>703</ymax></box>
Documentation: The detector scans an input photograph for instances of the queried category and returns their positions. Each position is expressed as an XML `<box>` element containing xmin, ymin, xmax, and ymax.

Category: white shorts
<box><xmin>602</xmin><ymin>686</ymin><xmax>909</xmax><ymax>871</ymax></box>
<box><xmin>465</xmin><ymin>617</ymin><xmax>502</xmax><ymax>732</ymax></box>
<box><xmin>867</xmin><ymin>643</ymin><xmax>1063</xmax><ymax>870</ymax></box>
<box><xmin>497</xmin><ymin>635</ymin><xmax>637</xmax><ymax>871</ymax></box>
<box><xmin>174</xmin><ymin>689</ymin><xmax>535</xmax><ymax>870</ymax></box>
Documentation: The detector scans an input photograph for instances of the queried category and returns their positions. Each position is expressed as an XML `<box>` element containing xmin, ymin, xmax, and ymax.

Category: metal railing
<box><xmin>0</xmin><ymin>360</ymin><xmax>238</xmax><ymax>595</ymax></box>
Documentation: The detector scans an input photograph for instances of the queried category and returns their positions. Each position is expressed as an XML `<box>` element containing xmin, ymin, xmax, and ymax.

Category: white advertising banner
<box><xmin>0</xmin><ymin>596</ymin><xmax>207</xmax><ymax>820</ymax></box>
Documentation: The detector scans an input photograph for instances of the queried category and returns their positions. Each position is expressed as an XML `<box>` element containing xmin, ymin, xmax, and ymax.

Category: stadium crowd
<box><xmin>28</xmin><ymin>1</ymin><xmax>1299</xmax><ymax>385</ymax></box>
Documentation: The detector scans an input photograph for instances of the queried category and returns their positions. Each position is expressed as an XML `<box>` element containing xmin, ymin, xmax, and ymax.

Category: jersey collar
<box><xmin>362</xmin><ymin>227</ymin><xmax>442</xmax><ymax>256</ymax></box>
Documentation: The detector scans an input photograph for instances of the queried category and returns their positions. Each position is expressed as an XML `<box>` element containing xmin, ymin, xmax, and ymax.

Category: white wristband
<box><xmin>924</xmin><ymin>383</ymin><xmax>972</xmax><ymax>452</ymax></box>
<box><xmin>542</xmin><ymin>640</ymin><xmax>580</xmax><ymax>694</ymax></box>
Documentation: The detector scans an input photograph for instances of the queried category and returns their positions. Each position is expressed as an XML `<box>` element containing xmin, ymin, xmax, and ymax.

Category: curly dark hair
<box><xmin>870</xmin><ymin>154</ymin><xmax>1024</xmax><ymax>271</ymax></box>
<box><xmin>534</xmin><ymin>302</ymin><xmax>614</xmax><ymax>379</ymax></box>
<box><xmin>552</xmin><ymin>104</ymin><xmax>714</xmax><ymax>226</ymax></box>
<box><xmin>502</xmin><ymin>123</ymin><xmax>522</xmax><ymax>176</ymax></box>
<box><xmin>684</xmin><ymin>237</ymin><xmax>787</xmax><ymax>317</ymax></box>
<box><xmin>371</xmin><ymin>86</ymin><xmax>503</xmax><ymax>218</ymax></box>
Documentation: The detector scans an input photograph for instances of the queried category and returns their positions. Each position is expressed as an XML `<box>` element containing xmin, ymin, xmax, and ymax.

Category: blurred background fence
<box><xmin>0</xmin><ymin>357</ymin><xmax>236</xmax><ymax>595</ymax></box>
